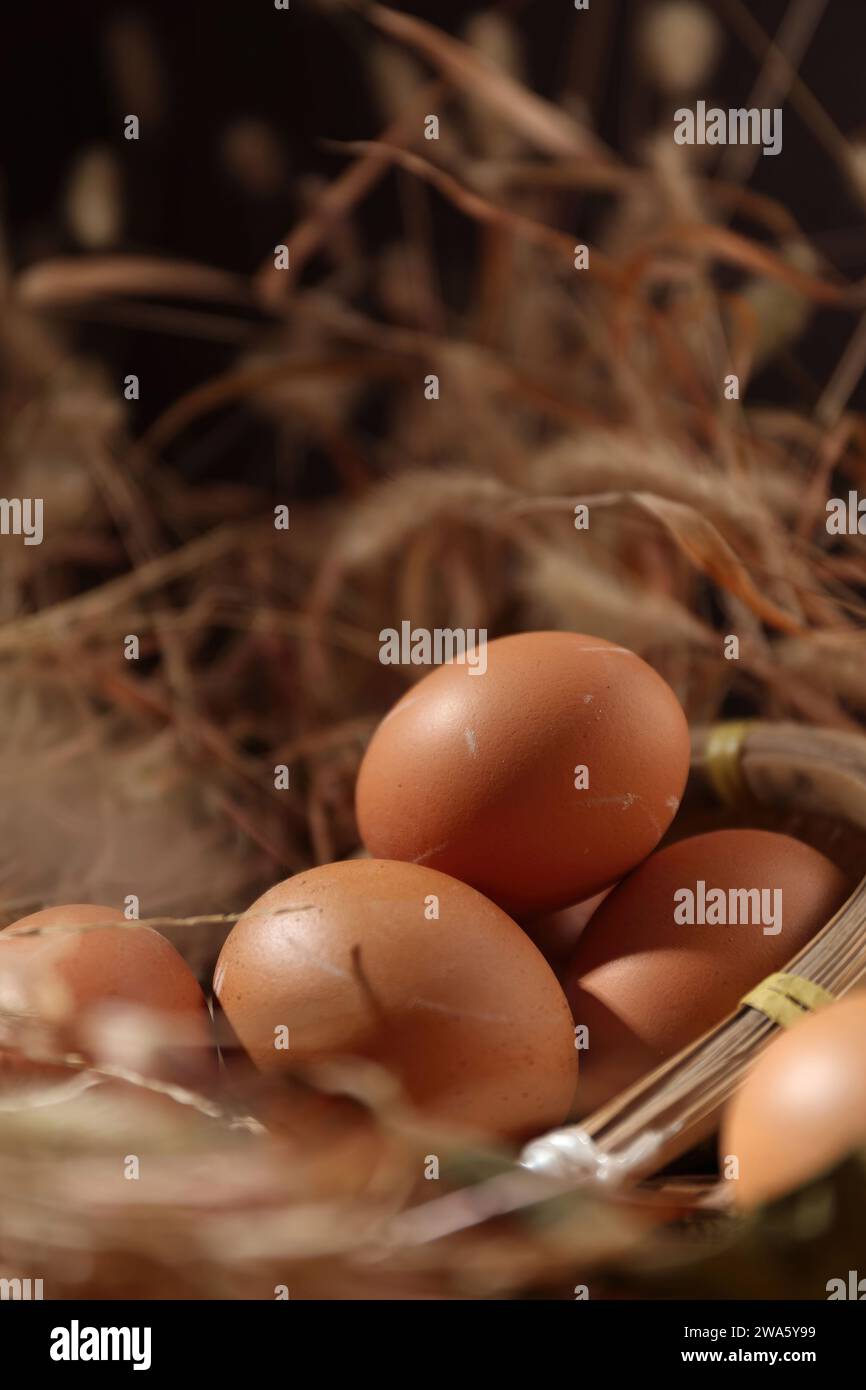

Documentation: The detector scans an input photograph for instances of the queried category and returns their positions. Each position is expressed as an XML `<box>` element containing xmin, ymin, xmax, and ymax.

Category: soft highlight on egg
<box><xmin>721</xmin><ymin>991</ymin><xmax>866</xmax><ymax>1206</ymax></box>
<box><xmin>564</xmin><ymin>830</ymin><xmax>850</xmax><ymax>1113</ymax></box>
<box><xmin>213</xmin><ymin>858</ymin><xmax>578</xmax><ymax>1140</ymax></box>
<box><xmin>356</xmin><ymin>631</ymin><xmax>690</xmax><ymax>916</ymax></box>
<box><xmin>0</xmin><ymin>903</ymin><xmax>214</xmax><ymax>1086</ymax></box>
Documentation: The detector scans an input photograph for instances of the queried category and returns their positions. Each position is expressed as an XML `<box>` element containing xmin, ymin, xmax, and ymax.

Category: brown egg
<box><xmin>213</xmin><ymin>859</ymin><xmax>578</xmax><ymax>1140</ymax></box>
<box><xmin>564</xmin><ymin>830</ymin><xmax>850</xmax><ymax>1114</ymax></box>
<box><xmin>356</xmin><ymin>631</ymin><xmax>690</xmax><ymax>916</ymax></box>
<box><xmin>0</xmin><ymin>904</ymin><xmax>214</xmax><ymax>1086</ymax></box>
<box><xmin>721</xmin><ymin>992</ymin><xmax>866</xmax><ymax>1206</ymax></box>
<box><xmin>522</xmin><ymin>889</ymin><xmax>613</xmax><ymax>976</ymax></box>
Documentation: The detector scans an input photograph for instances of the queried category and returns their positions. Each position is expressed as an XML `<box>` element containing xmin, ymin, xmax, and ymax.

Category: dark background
<box><xmin>3</xmin><ymin>0</ymin><xmax>866</xmax><ymax>493</ymax></box>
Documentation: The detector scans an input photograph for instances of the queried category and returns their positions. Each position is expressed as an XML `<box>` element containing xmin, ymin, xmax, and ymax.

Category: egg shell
<box><xmin>564</xmin><ymin>830</ymin><xmax>850</xmax><ymax>1114</ymax></box>
<box><xmin>213</xmin><ymin>858</ymin><xmax>578</xmax><ymax>1140</ymax></box>
<box><xmin>721</xmin><ymin>991</ymin><xmax>866</xmax><ymax>1206</ymax></box>
<box><xmin>355</xmin><ymin>631</ymin><xmax>690</xmax><ymax>916</ymax></box>
<box><xmin>0</xmin><ymin>904</ymin><xmax>215</xmax><ymax>1087</ymax></box>
<box><xmin>522</xmin><ymin>888</ymin><xmax>613</xmax><ymax>976</ymax></box>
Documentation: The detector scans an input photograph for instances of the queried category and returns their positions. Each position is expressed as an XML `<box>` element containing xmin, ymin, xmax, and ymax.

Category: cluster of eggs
<box><xmin>1</xmin><ymin>631</ymin><xmax>860</xmax><ymax>1205</ymax></box>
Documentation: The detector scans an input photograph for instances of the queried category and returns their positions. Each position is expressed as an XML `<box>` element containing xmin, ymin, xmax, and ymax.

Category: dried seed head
<box><xmin>64</xmin><ymin>148</ymin><xmax>123</xmax><ymax>250</ymax></box>
<box><xmin>640</xmin><ymin>1</ymin><xmax>722</xmax><ymax>95</ymax></box>
<box><xmin>462</xmin><ymin>11</ymin><xmax>526</xmax><ymax>159</ymax></box>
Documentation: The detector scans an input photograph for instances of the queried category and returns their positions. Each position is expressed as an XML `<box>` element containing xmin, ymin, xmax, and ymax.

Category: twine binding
<box><xmin>741</xmin><ymin>971</ymin><xmax>835</xmax><ymax>1028</ymax></box>
<box><xmin>702</xmin><ymin>720</ymin><xmax>755</xmax><ymax>809</ymax></box>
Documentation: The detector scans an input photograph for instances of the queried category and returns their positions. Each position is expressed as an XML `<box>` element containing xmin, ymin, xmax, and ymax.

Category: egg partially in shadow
<box><xmin>563</xmin><ymin>830</ymin><xmax>850</xmax><ymax>1114</ymax></box>
<box><xmin>0</xmin><ymin>904</ymin><xmax>215</xmax><ymax>1088</ymax></box>
<box><xmin>213</xmin><ymin>859</ymin><xmax>578</xmax><ymax>1141</ymax></box>
<box><xmin>721</xmin><ymin>991</ymin><xmax>866</xmax><ymax>1206</ymax></box>
<box><xmin>522</xmin><ymin>888</ymin><xmax>613</xmax><ymax>977</ymax></box>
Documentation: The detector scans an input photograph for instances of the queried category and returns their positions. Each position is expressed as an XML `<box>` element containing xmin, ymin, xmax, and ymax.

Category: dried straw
<box><xmin>1</xmin><ymin>0</ymin><xmax>865</xmax><ymax>1298</ymax></box>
